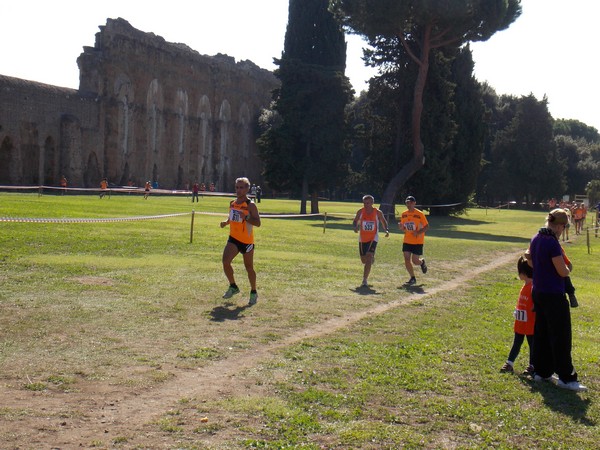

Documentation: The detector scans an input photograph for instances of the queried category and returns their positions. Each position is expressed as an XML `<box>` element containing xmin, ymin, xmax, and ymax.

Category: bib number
<box><xmin>229</xmin><ymin>210</ymin><xmax>244</xmax><ymax>223</ymax></box>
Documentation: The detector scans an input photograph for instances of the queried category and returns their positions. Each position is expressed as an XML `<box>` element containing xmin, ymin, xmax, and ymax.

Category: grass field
<box><xmin>0</xmin><ymin>192</ymin><xmax>598</xmax><ymax>448</ymax></box>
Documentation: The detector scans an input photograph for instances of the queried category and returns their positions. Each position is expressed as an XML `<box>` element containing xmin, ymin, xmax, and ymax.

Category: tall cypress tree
<box><xmin>258</xmin><ymin>0</ymin><xmax>353</xmax><ymax>213</ymax></box>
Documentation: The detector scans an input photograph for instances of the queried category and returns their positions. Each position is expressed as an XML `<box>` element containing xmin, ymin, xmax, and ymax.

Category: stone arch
<box><xmin>174</xmin><ymin>89</ymin><xmax>189</xmax><ymax>157</ymax></box>
<box><xmin>152</xmin><ymin>164</ymin><xmax>159</xmax><ymax>187</ymax></box>
<box><xmin>0</xmin><ymin>136</ymin><xmax>15</xmax><ymax>184</ymax></box>
<box><xmin>239</xmin><ymin>103</ymin><xmax>251</xmax><ymax>159</ymax></box>
<box><xmin>176</xmin><ymin>165</ymin><xmax>184</xmax><ymax>190</ymax></box>
<box><xmin>60</xmin><ymin>115</ymin><xmax>84</xmax><ymax>186</ymax></box>
<box><xmin>120</xmin><ymin>162</ymin><xmax>130</xmax><ymax>186</ymax></box>
<box><xmin>146</xmin><ymin>79</ymin><xmax>164</xmax><ymax>182</ymax></box>
<box><xmin>217</xmin><ymin>99</ymin><xmax>231</xmax><ymax>189</ymax></box>
<box><xmin>197</xmin><ymin>95</ymin><xmax>213</xmax><ymax>184</ymax></box>
<box><xmin>43</xmin><ymin>136</ymin><xmax>58</xmax><ymax>185</ymax></box>
<box><xmin>20</xmin><ymin>122</ymin><xmax>39</xmax><ymax>185</ymax></box>
<box><xmin>174</xmin><ymin>89</ymin><xmax>189</xmax><ymax>188</ymax></box>
<box><xmin>114</xmin><ymin>73</ymin><xmax>134</xmax><ymax>158</ymax></box>
<box><xmin>84</xmin><ymin>152</ymin><xmax>101</xmax><ymax>188</ymax></box>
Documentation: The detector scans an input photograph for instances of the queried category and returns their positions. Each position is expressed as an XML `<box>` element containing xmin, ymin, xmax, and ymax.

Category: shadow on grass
<box><xmin>209</xmin><ymin>302</ymin><xmax>250</xmax><ymax>321</ymax></box>
<box><xmin>313</xmin><ymin>215</ymin><xmax>531</xmax><ymax>244</ymax></box>
<box><xmin>398</xmin><ymin>283</ymin><xmax>426</xmax><ymax>294</ymax></box>
<box><xmin>523</xmin><ymin>377</ymin><xmax>595</xmax><ymax>426</ymax></box>
<box><xmin>350</xmin><ymin>285</ymin><xmax>382</xmax><ymax>295</ymax></box>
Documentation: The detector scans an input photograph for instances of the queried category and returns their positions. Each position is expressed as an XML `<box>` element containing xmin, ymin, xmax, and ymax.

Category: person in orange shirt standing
<box><xmin>398</xmin><ymin>196</ymin><xmax>429</xmax><ymax>285</ymax></box>
<box><xmin>60</xmin><ymin>175</ymin><xmax>68</xmax><ymax>195</ymax></box>
<box><xmin>353</xmin><ymin>195</ymin><xmax>389</xmax><ymax>288</ymax></box>
<box><xmin>220</xmin><ymin>177</ymin><xmax>261</xmax><ymax>305</ymax></box>
<box><xmin>501</xmin><ymin>256</ymin><xmax>535</xmax><ymax>375</ymax></box>
<box><xmin>573</xmin><ymin>203</ymin><xmax>584</xmax><ymax>235</ymax></box>
<box><xmin>99</xmin><ymin>178</ymin><xmax>108</xmax><ymax>199</ymax></box>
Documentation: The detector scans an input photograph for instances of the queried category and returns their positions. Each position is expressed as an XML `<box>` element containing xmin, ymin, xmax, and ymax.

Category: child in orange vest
<box><xmin>501</xmin><ymin>256</ymin><xmax>535</xmax><ymax>375</ymax></box>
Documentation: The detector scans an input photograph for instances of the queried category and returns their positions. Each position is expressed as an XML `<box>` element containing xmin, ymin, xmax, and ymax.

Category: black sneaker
<box><xmin>420</xmin><ymin>259</ymin><xmax>428</xmax><ymax>274</ymax></box>
<box><xmin>522</xmin><ymin>364</ymin><xmax>535</xmax><ymax>376</ymax></box>
<box><xmin>569</xmin><ymin>293</ymin><xmax>579</xmax><ymax>308</ymax></box>
<box><xmin>407</xmin><ymin>277</ymin><xmax>417</xmax><ymax>285</ymax></box>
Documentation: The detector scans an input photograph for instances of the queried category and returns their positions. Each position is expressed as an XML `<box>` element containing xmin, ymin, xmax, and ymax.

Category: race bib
<box><xmin>404</xmin><ymin>221</ymin><xmax>416</xmax><ymax>231</ymax></box>
<box><xmin>362</xmin><ymin>221</ymin><xmax>375</xmax><ymax>232</ymax></box>
<box><xmin>229</xmin><ymin>209</ymin><xmax>244</xmax><ymax>223</ymax></box>
<box><xmin>514</xmin><ymin>309</ymin><xmax>528</xmax><ymax>322</ymax></box>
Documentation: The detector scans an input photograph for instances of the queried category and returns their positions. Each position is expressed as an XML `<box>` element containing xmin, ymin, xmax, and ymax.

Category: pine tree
<box><xmin>258</xmin><ymin>0</ymin><xmax>353</xmax><ymax>213</ymax></box>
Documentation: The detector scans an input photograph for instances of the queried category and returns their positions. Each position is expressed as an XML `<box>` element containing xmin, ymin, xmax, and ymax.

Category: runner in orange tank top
<box><xmin>352</xmin><ymin>195</ymin><xmax>389</xmax><ymax>288</ymax></box>
<box><xmin>398</xmin><ymin>195</ymin><xmax>429</xmax><ymax>285</ymax></box>
<box><xmin>220</xmin><ymin>177</ymin><xmax>261</xmax><ymax>305</ymax></box>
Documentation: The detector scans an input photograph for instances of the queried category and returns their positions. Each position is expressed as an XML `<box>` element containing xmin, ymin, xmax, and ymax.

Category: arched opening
<box><xmin>0</xmin><ymin>136</ymin><xmax>14</xmax><ymax>184</ymax></box>
<box><xmin>43</xmin><ymin>136</ymin><xmax>57</xmax><ymax>185</ymax></box>
<box><xmin>84</xmin><ymin>152</ymin><xmax>101</xmax><ymax>188</ymax></box>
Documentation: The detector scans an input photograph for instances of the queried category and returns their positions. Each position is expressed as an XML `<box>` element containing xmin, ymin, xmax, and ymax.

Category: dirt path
<box><xmin>2</xmin><ymin>250</ymin><xmax>522</xmax><ymax>447</ymax></box>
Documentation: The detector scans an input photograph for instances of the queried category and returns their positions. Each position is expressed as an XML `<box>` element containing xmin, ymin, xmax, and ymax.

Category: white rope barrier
<box><xmin>0</xmin><ymin>184</ymin><xmax>236</xmax><ymax>197</ymax></box>
<box><xmin>0</xmin><ymin>211</ymin><xmax>355</xmax><ymax>224</ymax></box>
<box><xmin>0</xmin><ymin>212</ymin><xmax>191</xmax><ymax>223</ymax></box>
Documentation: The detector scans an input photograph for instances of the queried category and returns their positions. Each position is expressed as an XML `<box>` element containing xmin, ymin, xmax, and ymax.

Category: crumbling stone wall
<box><xmin>0</xmin><ymin>18</ymin><xmax>277</xmax><ymax>190</ymax></box>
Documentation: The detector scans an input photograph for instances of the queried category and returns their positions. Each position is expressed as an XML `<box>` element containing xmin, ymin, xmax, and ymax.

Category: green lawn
<box><xmin>0</xmin><ymin>192</ymin><xmax>598</xmax><ymax>448</ymax></box>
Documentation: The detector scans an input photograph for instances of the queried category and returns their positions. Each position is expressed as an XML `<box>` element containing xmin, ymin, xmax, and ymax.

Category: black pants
<box><xmin>507</xmin><ymin>333</ymin><xmax>534</xmax><ymax>366</ymax></box>
<box><xmin>532</xmin><ymin>289</ymin><xmax>577</xmax><ymax>382</ymax></box>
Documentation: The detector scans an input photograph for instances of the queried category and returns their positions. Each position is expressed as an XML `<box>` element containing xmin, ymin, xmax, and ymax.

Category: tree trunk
<box><xmin>379</xmin><ymin>30</ymin><xmax>431</xmax><ymax>220</ymax></box>
<box><xmin>300</xmin><ymin>141</ymin><xmax>311</xmax><ymax>214</ymax></box>
<box><xmin>310</xmin><ymin>191</ymin><xmax>319</xmax><ymax>214</ymax></box>
<box><xmin>300</xmin><ymin>175</ymin><xmax>308</xmax><ymax>214</ymax></box>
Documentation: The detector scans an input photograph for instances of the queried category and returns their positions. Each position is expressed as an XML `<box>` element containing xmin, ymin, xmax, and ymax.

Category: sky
<box><xmin>1</xmin><ymin>0</ymin><xmax>598</xmax><ymax>131</ymax></box>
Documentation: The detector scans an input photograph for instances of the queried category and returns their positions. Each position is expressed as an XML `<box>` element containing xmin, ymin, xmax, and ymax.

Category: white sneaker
<box><xmin>557</xmin><ymin>380</ymin><xmax>588</xmax><ymax>392</ymax></box>
<box><xmin>534</xmin><ymin>374</ymin><xmax>557</xmax><ymax>383</ymax></box>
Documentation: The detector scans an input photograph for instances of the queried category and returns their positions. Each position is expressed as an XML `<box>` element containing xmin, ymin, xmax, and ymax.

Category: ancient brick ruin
<box><xmin>0</xmin><ymin>18</ymin><xmax>277</xmax><ymax>190</ymax></box>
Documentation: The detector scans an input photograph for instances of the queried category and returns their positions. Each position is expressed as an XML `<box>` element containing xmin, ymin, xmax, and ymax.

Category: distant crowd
<box><xmin>58</xmin><ymin>175</ymin><xmax>264</xmax><ymax>203</ymax></box>
<box><xmin>545</xmin><ymin>198</ymin><xmax>599</xmax><ymax>240</ymax></box>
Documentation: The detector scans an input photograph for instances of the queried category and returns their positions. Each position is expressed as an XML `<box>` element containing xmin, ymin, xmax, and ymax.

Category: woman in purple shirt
<box><xmin>529</xmin><ymin>208</ymin><xmax>587</xmax><ymax>391</ymax></box>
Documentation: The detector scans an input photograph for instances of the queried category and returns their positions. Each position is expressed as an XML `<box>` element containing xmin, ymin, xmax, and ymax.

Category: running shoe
<box><xmin>500</xmin><ymin>362</ymin><xmax>514</xmax><ymax>373</ymax></box>
<box><xmin>406</xmin><ymin>277</ymin><xmax>417</xmax><ymax>285</ymax></box>
<box><xmin>523</xmin><ymin>365</ymin><xmax>535</xmax><ymax>376</ymax></box>
<box><xmin>222</xmin><ymin>286</ymin><xmax>240</xmax><ymax>299</ymax></box>
<box><xmin>361</xmin><ymin>280</ymin><xmax>369</xmax><ymax>288</ymax></box>
<box><xmin>533</xmin><ymin>374</ymin><xmax>557</xmax><ymax>383</ymax></box>
<box><xmin>420</xmin><ymin>259</ymin><xmax>428</xmax><ymax>274</ymax></box>
<box><xmin>557</xmin><ymin>379</ymin><xmax>588</xmax><ymax>392</ymax></box>
<box><xmin>248</xmin><ymin>292</ymin><xmax>258</xmax><ymax>305</ymax></box>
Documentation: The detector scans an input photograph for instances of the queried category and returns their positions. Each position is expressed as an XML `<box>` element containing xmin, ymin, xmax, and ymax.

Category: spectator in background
<box><xmin>528</xmin><ymin>208</ymin><xmax>587</xmax><ymax>391</ymax></box>
<box><xmin>144</xmin><ymin>181</ymin><xmax>151</xmax><ymax>199</ymax></box>
<box><xmin>256</xmin><ymin>185</ymin><xmax>262</xmax><ymax>203</ymax></box>
<box><xmin>99</xmin><ymin>178</ymin><xmax>108</xmax><ymax>199</ymax></box>
<box><xmin>60</xmin><ymin>175</ymin><xmax>68</xmax><ymax>195</ymax></box>
<box><xmin>192</xmin><ymin>181</ymin><xmax>200</xmax><ymax>203</ymax></box>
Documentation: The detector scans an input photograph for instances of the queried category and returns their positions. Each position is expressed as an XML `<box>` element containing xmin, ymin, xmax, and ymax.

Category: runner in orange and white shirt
<box><xmin>352</xmin><ymin>195</ymin><xmax>389</xmax><ymax>288</ymax></box>
<box><xmin>99</xmin><ymin>178</ymin><xmax>108</xmax><ymax>199</ymax></box>
<box><xmin>220</xmin><ymin>177</ymin><xmax>261</xmax><ymax>305</ymax></box>
<box><xmin>573</xmin><ymin>203</ymin><xmax>584</xmax><ymax>235</ymax></box>
<box><xmin>398</xmin><ymin>195</ymin><xmax>429</xmax><ymax>285</ymax></box>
